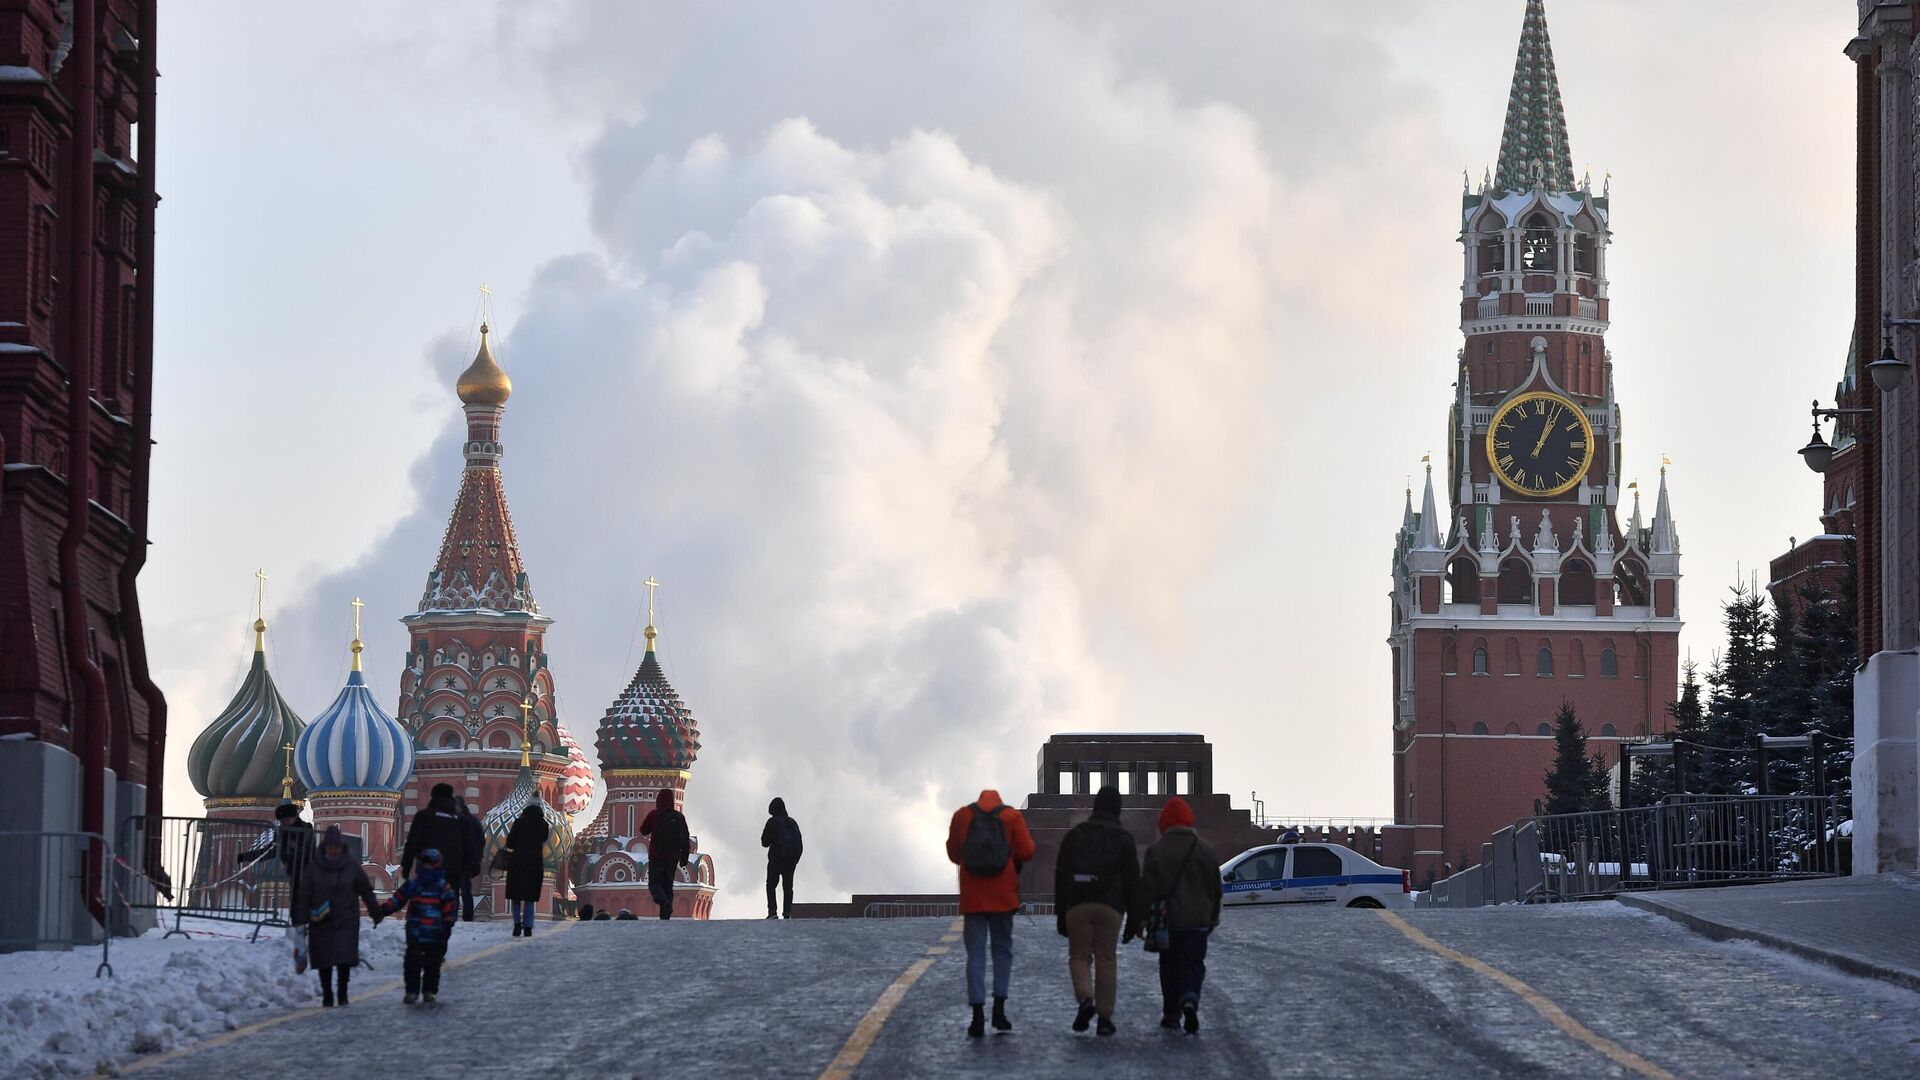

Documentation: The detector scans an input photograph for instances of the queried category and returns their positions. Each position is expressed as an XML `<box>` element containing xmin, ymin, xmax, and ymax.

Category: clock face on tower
<box><xmin>1486</xmin><ymin>391</ymin><xmax>1594</xmax><ymax>497</ymax></box>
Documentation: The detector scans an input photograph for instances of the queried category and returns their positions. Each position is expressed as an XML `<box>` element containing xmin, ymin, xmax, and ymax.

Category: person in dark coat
<box><xmin>401</xmin><ymin>783</ymin><xmax>473</xmax><ymax>886</ymax></box>
<box><xmin>455</xmin><ymin>797</ymin><xmax>485</xmax><ymax>921</ymax></box>
<box><xmin>293</xmin><ymin>825</ymin><xmax>381</xmax><ymax>1007</ymax></box>
<box><xmin>1137</xmin><ymin>796</ymin><xmax>1221</xmax><ymax>1034</ymax></box>
<box><xmin>760</xmin><ymin>797</ymin><xmax>804</xmax><ymax>919</ymax></box>
<box><xmin>1053</xmin><ymin>785</ymin><xmax>1140</xmax><ymax>1035</ymax></box>
<box><xmin>639</xmin><ymin>788</ymin><xmax>690</xmax><ymax>920</ymax></box>
<box><xmin>504</xmin><ymin>803</ymin><xmax>550</xmax><ymax>936</ymax></box>
<box><xmin>271</xmin><ymin>803</ymin><xmax>314</xmax><ymax>917</ymax></box>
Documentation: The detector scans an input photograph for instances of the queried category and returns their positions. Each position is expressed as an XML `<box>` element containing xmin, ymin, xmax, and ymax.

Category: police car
<box><xmin>1219</xmin><ymin>840</ymin><xmax>1412</xmax><ymax>910</ymax></box>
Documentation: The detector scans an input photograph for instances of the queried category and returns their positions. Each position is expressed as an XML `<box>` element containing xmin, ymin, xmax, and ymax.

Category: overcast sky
<box><xmin>149</xmin><ymin>1</ymin><xmax>1856</xmax><ymax>916</ymax></box>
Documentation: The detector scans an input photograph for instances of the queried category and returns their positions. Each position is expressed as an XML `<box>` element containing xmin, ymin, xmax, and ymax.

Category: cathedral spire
<box><xmin>1650</xmin><ymin>461</ymin><xmax>1676</xmax><ymax>554</ymax></box>
<box><xmin>1493</xmin><ymin>0</ymin><xmax>1575</xmax><ymax>193</ymax></box>
<box><xmin>1413</xmin><ymin>460</ymin><xmax>1442</xmax><ymax>550</ymax></box>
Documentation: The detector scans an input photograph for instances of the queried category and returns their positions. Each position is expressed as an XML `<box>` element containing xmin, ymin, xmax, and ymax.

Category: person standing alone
<box><xmin>504</xmin><ymin>802</ymin><xmax>550</xmax><ymax>936</ymax></box>
<box><xmin>946</xmin><ymin>789</ymin><xmax>1036</xmax><ymax>1038</ymax></box>
<box><xmin>1053</xmin><ymin>785</ymin><xmax>1139</xmax><ymax>1036</ymax></box>
<box><xmin>639</xmin><ymin>788</ymin><xmax>691</xmax><ymax>920</ymax></box>
<box><xmin>760</xmin><ymin>797</ymin><xmax>804</xmax><ymax>920</ymax></box>
<box><xmin>1138</xmin><ymin>796</ymin><xmax>1220</xmax><ymax>1034</ymax></box>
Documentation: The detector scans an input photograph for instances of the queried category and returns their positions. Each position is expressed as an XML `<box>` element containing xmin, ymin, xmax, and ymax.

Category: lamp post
<box><xmin>1801</xmin><ymin>399</ymin><xmax>1873</xmax><ymax>474</ymax></box>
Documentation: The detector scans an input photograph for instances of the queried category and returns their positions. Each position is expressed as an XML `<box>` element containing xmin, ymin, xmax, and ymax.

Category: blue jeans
<box><xmin>963</xmin><ymin>913</ymin><xmax>1014</xmax><ymax>1005</ymax></box>
<box><xmin>1158</xmin><ymin>928</ymin><xmax>1209</xmax><ymax>1012</ymax></box>
<box><xmin>511</xmin><ymin>899</ymin><xmax>534</xmax><ymax>927</ymax></box>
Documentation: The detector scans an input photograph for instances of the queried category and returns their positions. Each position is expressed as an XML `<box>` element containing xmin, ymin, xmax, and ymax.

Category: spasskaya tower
<box><xmin>1388</xmin><ymin>0</ymin><xmax>1681</xmax><ymax>875</ymax></box>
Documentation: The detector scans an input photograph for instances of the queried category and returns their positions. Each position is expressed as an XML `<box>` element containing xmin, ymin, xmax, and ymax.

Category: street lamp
<box><xmin>1800</xmin><ymin>399</ymin><xmax>1872</xmax><ymax>474</ymax></box>
<box><xmin>1875</xmin><ymin>318</ymin><xmax>1920</xmax><ymax>391</ymax></box>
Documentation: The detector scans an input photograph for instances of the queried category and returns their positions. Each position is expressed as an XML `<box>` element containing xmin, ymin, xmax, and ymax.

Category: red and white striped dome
<box><xmin>556</xmin><ymin>721</ymin><xmax>596</xmax><ymax>817</ymax></box>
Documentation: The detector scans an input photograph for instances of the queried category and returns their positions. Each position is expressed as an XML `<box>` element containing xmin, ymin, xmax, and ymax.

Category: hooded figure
<box><xmin>378</xmin><ymin>847</ymin><xmax>460</xmax><ymax>1004</ymax></box>
<box><xmin>946</xmin><ymin>789</ymin><xmax>1037</xmax><ymax>1037</ymax></box>
<box><xmin>639</xmin><ymin>788</ymin><xmax>691</xmax><ymax>920</ymax></box>
<box><xmin>760</xmin><ymin>797</ymin><xmax>804</xmax><ymax>919</ymax></box>
<box><xmin>1138</xmin><ymin>796</ymin><xmax>1221</xmax><ymax>1034</ymax></box>
<box><xmin>293</xmin><ymin>824</ymin><xmax>380</xmax><ymax>1007</ymax></box>
<box><xmin>400</xmin><ymin>783</ymin><xmax>473</xmax><ymax>881</ymax></box>
<box><xmin>504</xmin><ymin>803</ymin><xmax>551</xmax><ymax>936</ymax></box>
<box><xmin>1053</xmin><ymin>785</ymin><xmax>1140</xmax><ymax>1034</ymax></box>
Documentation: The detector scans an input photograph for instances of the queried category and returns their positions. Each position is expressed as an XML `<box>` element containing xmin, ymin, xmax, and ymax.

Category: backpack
<box><xmin>1060</xmin><ymin>821</ymin><xmax>1114</xmax><ymax>895</ymax></box>
<box><xmin>961</xmin><ymin>803</ymin><xmax>1012</xmax><ymax>877</ymax></box>
<box><xmin>771</xmin><ymin>817</ymin><xmax>803</xmax><ymax>865</ymax></box>
<box><xmin>653</xmin><ymin>809</ymin><xmax>691</xmax><ymax>861</ymax></box>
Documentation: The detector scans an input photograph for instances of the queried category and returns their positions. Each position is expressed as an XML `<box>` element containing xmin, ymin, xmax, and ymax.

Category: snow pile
<box><xmin>0</xmin><ymin>915</ymin><xmax>512</xmax><ymax>1077</ymax></box>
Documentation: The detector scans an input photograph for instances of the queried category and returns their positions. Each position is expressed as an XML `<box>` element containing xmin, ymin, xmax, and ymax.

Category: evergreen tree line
<box><xmin>1544</xmin><ymin>545</ymin><xmax>1857</xmax><ymax>824</ymax></box>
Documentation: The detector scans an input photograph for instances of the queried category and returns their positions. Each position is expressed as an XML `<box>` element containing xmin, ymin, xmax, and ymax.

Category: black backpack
<box><xmin>771</xmin><ymin>817</ymin><xmax>804</xmax><ymax>865</ymax></box>
<box><xmin>1060</xmin><ymin>821</ymin><xmax>1114</xmax><ymax>893</ymax></box>
<box><xmin>654</xmin><ymin>809</ymin><xmax>691</xmax><ymax>861</ymax></box>
<box><xmin>961</xmin><ymin>803</ymin><xmax>1011</xmax><ymax>877</ymax></box>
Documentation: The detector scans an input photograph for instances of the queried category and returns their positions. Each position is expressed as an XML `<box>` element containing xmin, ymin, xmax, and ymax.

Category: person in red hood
<box><xmin>946</xmin><ymin>789</ymin><xmax>1036</xmax><ymax>1037</ymax></box>
<box><xmin>1138</xmin><ymin>796</ymin><xmax>1220</xmax><ymax>1034</ymax></box>
<box><xmin>640</xmin><ymin>788</ymin><xmax>692</xmax><ymax>921</ymax></box>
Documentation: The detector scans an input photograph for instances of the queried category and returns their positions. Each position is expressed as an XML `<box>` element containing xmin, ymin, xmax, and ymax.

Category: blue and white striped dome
<box><xmin>295</xmin><ymin>668</ymin><xmax>414</xmax><ymax>793</ymax></box>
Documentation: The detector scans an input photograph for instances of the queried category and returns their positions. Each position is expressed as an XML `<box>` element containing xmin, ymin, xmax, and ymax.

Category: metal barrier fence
<box><xmin>115</xmin><ymin>815</ymin><xmax>297</xmax><ymax>941</ymax></box>
<box><xmin>0</xmin><ymin>830</ymin><xmax>113</xmax><ymax>975</ymax></box>
<box><xmin>863</xmin><ymin>901</ymin><xmax>1057</xmax><ymax>919</ymax></box>
<box><xmin>1533</xmin><ymin>795</ymin><xmax>1841</xmax><ymax>902</ymax></box>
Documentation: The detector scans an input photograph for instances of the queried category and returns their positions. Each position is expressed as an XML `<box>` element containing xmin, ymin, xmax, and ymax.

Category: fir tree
<box><xmin>1628</xmin><ymin>661</ymin><xmax>1703</xmax><ymax>804</ymax></box>
<box><xmin>1700</xmin><ymin>583</ymin><xmax>1773</xmax><ymax>794</ymax></box>
<box><xmin>1543</xmin><ymin>702</ymin><xmax>1611</xmax><ymax>814</ymax></box>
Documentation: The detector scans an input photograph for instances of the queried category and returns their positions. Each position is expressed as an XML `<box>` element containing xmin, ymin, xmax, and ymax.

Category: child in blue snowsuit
<box><xmin>378</xmin><ymin>846</ymin><xmax>460</xmax><ymax>1003</ymax></box>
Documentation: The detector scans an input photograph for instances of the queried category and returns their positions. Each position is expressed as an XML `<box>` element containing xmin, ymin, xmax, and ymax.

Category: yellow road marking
<box><xmin>1374</xmin><ymin>911</ymin><xmax>1681</xmax><ymax>1080</ymax></box>
<box><xmin>818</xmin><ymin>919</ymin><xmax>963</xmax><ymax>1080</ymax></box>
<box><xmin>119</xmin><ymin>921</ymin><xmax>577</xmax><ymax>1074</ymax></box>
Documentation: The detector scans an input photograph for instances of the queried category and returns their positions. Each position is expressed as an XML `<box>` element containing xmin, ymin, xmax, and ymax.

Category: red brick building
<box><xmin>0</xmin><ymin>1</ymin><xmax>165</xmax><ymax>873</ymax></box>
<box><xmin>1388</xmin><ymin>0</ymin><xmax>1681</xmax><ymax>873</ymax></box>
<box><xmin>1772</xmin><ymin>341</ymin><xmax>1859</xmax><ymax>621</ymax></box>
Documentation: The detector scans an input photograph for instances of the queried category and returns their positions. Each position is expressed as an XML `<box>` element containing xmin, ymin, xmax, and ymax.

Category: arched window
<box><xmin>1479</xmin><ymin>233</ymin><xmax>1505</xmax><ymax>275</ymax></box>
<box><xmin>1599</xmin><ymin>644</ymin><xmax>1618</xmax><ymax>678</ymax></box>
<box><xmin>487</xmin><ymin>730</ymin><xmax>512</xmax><ymax>750</ymax></box>
<box><xmin>1536</xmin><ymin>644</ymin><xmax>1554</xmax><ymax>676</ymax></box>
<box><xmin>1471</xmin><ymin>722</ymin><xmax>1489</xmax><ymax>735</ymax></box>
<box><xmin>1600</xmin><ymin>723</ymin><xmax>1618</xmax><ymax>737</ymax></box>
<box><xmin>1446</xmin><ymin>556</ymin><xmax>1482</xmax><ymax>605</ymax></box>
<box><xmin>1504</xmin><ymin>722</ymin><xmax>1521</xmax><ymax>735</ymax></box>
<box><xmin>1472</xmin><ymin>645</ymin><xmax>1489</xmax><ymax>676</ymax></box>
<box><xmin>1635</xmin><ymin>640</ymin><xmax>1651</xmax><ymax>680</ymax></box>
<box><xmin>1560</xmin><ymin>558</ymin><xmax>1596</xmax><ymax>605</ymax></box>
<box><xmin>439</xmin><ymin>731</ymin><xmax>461</xmax><ymax>749</ymax></box>
<box><xmin>1498</xmin><ymin>558</ymin><xmax>1533</xmax><ymax>605</ymax></box>
<box><xmin>1504</xmin><ymin>638</ymin><xmax>1522</xmax><ymax>675</ymax></box>
<box><xmin>1521</xmin><ymin>212</ymin><xmax>1556</xmax><ymax>271</ymax></box>
<box><xmin>1536</xmin><ymin>723</ymin><xmax>1553</xmax><ymax>736</ymax></box>
<box><xmin>1615</xmin><ymin>558</ymin><xmax>1650</xmax><ymax>607</ymax></box>
<box><xmin>1570</xmin><ymin>640</ymin><xmax>1587</xmax><ymax>677</ymax></box>
<box><xmin>1444</xmin><ymin>722</ymin><xmax>1459</xmax><ymax>734</ymax></box>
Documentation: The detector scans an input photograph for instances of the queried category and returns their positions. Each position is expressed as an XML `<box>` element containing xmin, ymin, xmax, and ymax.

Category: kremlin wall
<box><xmin>185</xmin><ymin>327</ymin><xmax>715</xmax><ymax>921</ymax></box>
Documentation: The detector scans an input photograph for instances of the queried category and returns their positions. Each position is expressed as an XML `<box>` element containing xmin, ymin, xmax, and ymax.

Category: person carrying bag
<box><xmin>1136</xmin><ymin>796</ymin><xmax>1221</xmax><ymax>1034</ymax></box>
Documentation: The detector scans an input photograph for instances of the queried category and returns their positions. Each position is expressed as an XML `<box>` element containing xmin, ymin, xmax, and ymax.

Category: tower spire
<box><xmin>1493</xmin><ymin>0</ymin><xmax>1575</xmax><ymax>192</ymax></box>
<box><xmin>1650</xmin><ymin>457</ymin><xmax>1676</xmax><ymax>554</ymax></box>
<box><xmin>1414</xmin><ymin>457</ymin><xmax>1442</xmax><ymax>550</ymax></box>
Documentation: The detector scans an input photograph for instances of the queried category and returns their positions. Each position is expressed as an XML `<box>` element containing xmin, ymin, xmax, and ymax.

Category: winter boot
<box><xmin>1160</xmin><ymin>1006</ymin><xmax>1179</xmax><ymax>1029</ymax></box>
<box><xmin>1182</xmin><ymin>1002</ymin><xmax>1199</xmax><ymax>1034</ymax></box>
<box><xmin>336</xmin><ymin>967</ymin><xmax>351</xmax><ymax>1007</ymax></box>
<box><xmin>318</xmin><ymin>970</ymin><xmax>334</xmax><ymax>1008</ymax></box>
<box><xmin>1096</xmin><ymin>1016</ymin><xmax>1116</xmax><ymax>1037</ymax></box>
<box><xmin>1072</xmin><ymin>999</ymin><xmax>1096</xmax><ymax>1032</ymax></box>
<box><xmin>423</xmin><ymin>992</ymin><xmax>437</xmax><ymax>1004</ymax></box>
<box><xmin>966</xmin><ymin>1004</ymin><xmax>985</xmax><ymax>1038</ymax></box>
<box><xmin>524</xmin><ymin>922</ymin><xmax>533</xmax><ymax>937</ymax></box>
<box><xmin>403</xmin><ymin>992</ymin><xmax>418</xmax><ymax>1005</ymax></box>
<box><xmin>991</xmin><ymin>997</ymin><xmax>1013</xmax><ymax>1033</ymax></box>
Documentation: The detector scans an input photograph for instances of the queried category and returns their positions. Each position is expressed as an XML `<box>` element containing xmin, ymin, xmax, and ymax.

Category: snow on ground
<box><xmin>1</xmin><ymin>914</ymin><xmax>514</xmax><ymax>1078</ymax></box>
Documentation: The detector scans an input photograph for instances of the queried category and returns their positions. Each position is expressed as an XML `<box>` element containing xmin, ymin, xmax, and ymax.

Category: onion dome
<box><xmin>456</xmin><ymin>323</ymin><xmax>512</xmax><ymax>406</ymax></box>
<box><xmin>294</xmin><ymin>633</ymin><xmax>414</xmax><ymax>793</ymax></box>
<box><xmin>188</xmin><ymin>619</ymin><xmax>306</xmax><ymax>800</ymax></box>
<box><xmin>555</xmin><ymin>722</ymin><xmax>595</xmax><ymax>817</ymax></box>
<box><xmin>483</xmin><ymin>752</ymin><xmax>574</xmax><ymax>878</ymax></box>
<box><xmin>595</xmin><ymin>624</ymin><xmax>701</xmax><ymax>772</ymax></box>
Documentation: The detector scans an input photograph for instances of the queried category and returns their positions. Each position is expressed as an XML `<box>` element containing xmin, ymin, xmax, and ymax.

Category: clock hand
<box><xmin>1531</xmin><ymin>419</ymin><xmax>1552</xmax><ymax>458</ymax></box>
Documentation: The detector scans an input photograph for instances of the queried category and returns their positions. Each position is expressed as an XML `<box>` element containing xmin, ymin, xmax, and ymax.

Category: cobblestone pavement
<box><xmin>124</xmin><ymin>905</ymin><xmax>1920</xmax><ymax>1079</ymax></box>
<box><xmin>1620</xmin><ymin>872</ymin><xmax>1920</xmax><ymax>991</ymax></box>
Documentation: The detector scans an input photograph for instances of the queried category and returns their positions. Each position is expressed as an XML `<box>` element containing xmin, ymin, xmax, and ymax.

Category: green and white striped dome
<box><xmin>188</xmin><ymin>621</ymin><xmax>306</xmax><ymax>801</ymax></box>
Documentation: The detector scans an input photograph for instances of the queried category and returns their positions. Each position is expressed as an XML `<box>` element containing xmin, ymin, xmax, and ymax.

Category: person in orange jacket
<box><xmin>946</xmin><ymin>789</ymin><xmax>1036</xmax><ymax>1038</ymax></box>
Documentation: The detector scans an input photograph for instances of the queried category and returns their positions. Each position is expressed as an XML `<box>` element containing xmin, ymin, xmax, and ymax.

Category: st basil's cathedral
<box><xmin>184</xmin><ymin>325</ymin><xmax>717</xmax><ymax>919</ymax></box>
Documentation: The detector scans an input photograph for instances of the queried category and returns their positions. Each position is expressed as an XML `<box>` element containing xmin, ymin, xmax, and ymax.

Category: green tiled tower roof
<box><xmin>1493</xmin><ymin>0</ymin><xmax>1575</xmax><ymax>192</ymax></box>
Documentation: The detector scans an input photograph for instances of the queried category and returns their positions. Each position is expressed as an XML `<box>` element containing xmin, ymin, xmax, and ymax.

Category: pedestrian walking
<box><xmin>401</xmin><ymin>782</ymin><xmax>475</xmax><ymax>888</ymax></box>
<box><xmin>1137</xmin><ymin>796</ymin><xmax>1221</xmax><ymax>1034</ymax></box>
<box><xmin>377</xmin><ymin>847</ymin><xmax>461</xmax><ymax>1005</ymax></box>
<box><xmin>1053</xmin><ymin>785</ymin><xmax>1139</xmax><ymax>1036</ymax></box>
<box><xmin>760</xmin><ymin>797</ymin><xmax>804</xmax><ymax>920</ymax></box>
<box><xmin>946</xmin><ymin>788</ymin><xmax>1036</xmax><ymax>1038</ymax></box>
<box><xmin>272</xmin><ymin>802</ymin><xmax>314</xmax><ymax>915</ymax></box>
<box><xmin>639</xmin><ymin>789</ymin><xmax>691</xmax><ymax>920</ymax></box>
<box><xmin>455</xmin><ymin>796</ymin><xmax>485</xmax><ymax>921</ymax></box>
<box><xmin>504</xmin><ymin>802</ymin><xmax>550</xmax><ymax>936</ymax></box>
<box><xmin>294</xmin><ymin>825</ymin><xmax>381</xmax><ymax>1007</ymax></box>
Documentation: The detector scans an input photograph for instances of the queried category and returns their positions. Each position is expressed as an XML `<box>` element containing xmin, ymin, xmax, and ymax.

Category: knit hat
<box><xmin>1092</xmin><ymin>784</ymin><xmax>1122</xmax><ymax>819</ymax></box>
<box><xmin>273</xmin><ymin>803</ymin><xmax>301</xmax><ymax>821</ymax></box>
<box><xmin>320</xmin><ymin>824</ymin><xmax>346</xmax><ymax>849</ymax></box>
<box><xmin>1157</xmin><ymin>796</ymin><xmax>1195</xmax><ymax>834</ymax></box>
<box><xmin>419</xmin><ymin>847</ymin><xmax>444</xmax><ymax>868</ymax></box>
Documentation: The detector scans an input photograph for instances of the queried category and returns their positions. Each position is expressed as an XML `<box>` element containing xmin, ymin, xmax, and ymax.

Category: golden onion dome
<box><xmin>456</xmin><ymin>323</ymin><xmax>512</xmax><ymax>406</ymax></box>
